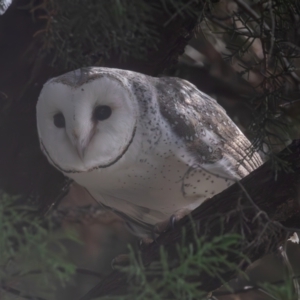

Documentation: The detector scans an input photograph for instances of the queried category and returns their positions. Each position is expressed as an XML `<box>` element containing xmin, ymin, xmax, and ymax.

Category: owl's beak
<box><xmin>72</xmin><ymin>127</ymin><xmax>96</xmax><ymax>161</ymax></box>
<box><xmin>75</xmin><ymin>136</ymin><xmax>92</xmax><ymax>160</ymax></box>
<box><xmin>76</xmin><ymin>142</ymin><xmax>86</xmax><ymax>160</ymax></box>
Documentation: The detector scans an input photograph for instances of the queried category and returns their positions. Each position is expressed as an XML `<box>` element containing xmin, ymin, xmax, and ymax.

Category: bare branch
<box><xmin>0</xmin><ymin>283</ymin><xmax>47</xmax><ymax>300</ymax></box>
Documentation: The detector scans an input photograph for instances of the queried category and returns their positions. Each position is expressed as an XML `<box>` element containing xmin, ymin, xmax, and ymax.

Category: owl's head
<box><xmin>36</xmin><ymin>68</ymin><xmax>138</xmax><ymax>173</ymax></box>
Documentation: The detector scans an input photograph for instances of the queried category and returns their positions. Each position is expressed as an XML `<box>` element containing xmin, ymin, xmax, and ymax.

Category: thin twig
<box><xmin>233</xmin><ymin>0</ymin><xmax>300</xmax><ymax>84</ymax></box>
<box><xmin>268</xmin><ymin>0</ymin><xmax>275</xmax><ymax>59</ymax></box>
<box><xmin>213</xmin><ymin>274</ymin><xmax>300</xmax><ymax>297</ymax></box>
<box><xmin>0</xmin><ymin>283</ymin><xmax>47</xmax><ymax>300</ymax></box>
<box><xmin>280</xmin><ymin>237</ymin><xmax>300</xmax><ymax>300</ymax></box>
<box><xmin>75</xmin><ymin>268</ymin><xmax>104</xmax><ymax>279</ymax></box>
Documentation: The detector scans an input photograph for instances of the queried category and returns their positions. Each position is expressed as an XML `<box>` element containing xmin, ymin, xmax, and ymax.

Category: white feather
<box><xmin>36</xmin><ymin>67</ymin><xmax>262</xmax><ymax>235</ymax></box>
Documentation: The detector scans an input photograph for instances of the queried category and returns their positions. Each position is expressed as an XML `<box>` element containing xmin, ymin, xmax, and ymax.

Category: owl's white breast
<box><xmin>67</xmin><ymin>118</ymin><xmax>234</xmax><ymax>226</ymax></box>
<box><xmin>36</xmin><ymin>68</ymin><xmax>261</xmax><ymax>233</ymax></box>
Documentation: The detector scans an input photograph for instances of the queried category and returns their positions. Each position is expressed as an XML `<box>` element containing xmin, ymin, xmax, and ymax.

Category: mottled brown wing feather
<box><xmin>154</xmin><ymin>77</ymin><xmax>262</xmax><ymax>178</ymax></box>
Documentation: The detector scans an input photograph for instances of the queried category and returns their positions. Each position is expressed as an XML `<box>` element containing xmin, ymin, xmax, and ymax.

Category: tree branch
<box><xmin>0</xmin><ymin>282</ymin><xmax>47</xmax><ymax>300</ymax></box>
<box><xmin>79</xmin><ymin>140</ymin><xmax>300</xmax><ymax>300</ymax></box>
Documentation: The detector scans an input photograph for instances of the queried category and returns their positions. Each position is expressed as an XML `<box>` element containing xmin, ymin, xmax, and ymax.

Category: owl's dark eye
<box><xmin>93</xmin><ymin>105</ymin><xmax>112</xmax><ymax>121</ymax></box>
<box><xmin>53</xmin><ymin>113</ymin><xmax>65</xmax><ymax>128</ymax></box>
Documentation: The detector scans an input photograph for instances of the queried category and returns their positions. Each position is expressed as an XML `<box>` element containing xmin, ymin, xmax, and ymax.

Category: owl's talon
<box><xmin>170</xmin><ymin>214</ymin><xmax>177</xmax><ymax>229</ymax></box>
<box><xmin>151</xmin><ymin>227</ymin><xmax>160</xmax><ymax>244</ymax></box>
<box><xmin>138</xmin><ymin>237</ymin><xmax>154</xmax><ymax>250</ymax></box>
<box><xmin>111</xmin><ymin>254</ymin><xmax>129</xmax><ymax>270</ymax></box>
<box><xmin>154</xmin><ymin>215</ymin><xmax>175</xmax><ymax>234</ymax></box>
<box><xmin>154</xmin><ymin>209</ymin><xmax>192</xmax><ymax>234</ymax></box>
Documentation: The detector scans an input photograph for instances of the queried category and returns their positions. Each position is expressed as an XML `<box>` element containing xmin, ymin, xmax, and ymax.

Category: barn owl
<box><xmin>36</xmin><ymin>67</ymin><xmax>262</xmax><ymax>236</ymax></box>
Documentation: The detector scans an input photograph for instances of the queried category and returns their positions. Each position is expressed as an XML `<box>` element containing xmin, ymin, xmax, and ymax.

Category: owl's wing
<box><xmin>154</xmin><ymin>77</ymin><xmax>262</xmax><ymax>179</ymax></box>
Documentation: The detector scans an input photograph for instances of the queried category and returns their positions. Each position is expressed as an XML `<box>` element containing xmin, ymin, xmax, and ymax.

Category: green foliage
<box><xmin>2</xmin><ymin>1</ymin><xmax>299</xmax><ymax>299</ymax></box>
<box><xmin>200</xmin><ymin>0</ymin><xmax>300</xmax><ymax>167</ymax></box>
<box><xmin>260</xmin><ymin>279</ymin><xmax>297</xmax><ymax>300</ymax></box>
<box><xmin>42</xmin><ymin>0</ymin><xmax>158</xmax><ymax>69</ymax></box>
<box><xmin>0</xmin><ymin>193</ymin><xmax>77</xmax><ymax>300</ymax></box>
<box><xmin>37</xmin><ymin>0</ymin><xmax>201</xmax><ymax>69</ymax></box>
<box><xmin>100</xmin><ymin>230</ymin><xmax>245</xmax><ymax>300</ymax></box>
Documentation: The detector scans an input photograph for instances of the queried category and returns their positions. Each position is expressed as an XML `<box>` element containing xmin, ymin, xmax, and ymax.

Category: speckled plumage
<box><xmin>37</xmin><ymin>67</ymin><xmax>262</xmax><ymax>236</ymax></box>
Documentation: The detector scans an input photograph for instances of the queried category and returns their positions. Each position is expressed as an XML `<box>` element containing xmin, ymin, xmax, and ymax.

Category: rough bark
<box><xmin>79</xmin><ymin>140</ymin><xmax>300</xmax><ymax>300</ymax></box>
